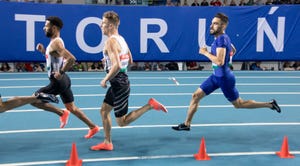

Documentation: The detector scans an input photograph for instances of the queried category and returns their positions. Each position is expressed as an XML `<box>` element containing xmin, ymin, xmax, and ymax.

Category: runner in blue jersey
<box><xmin>172</xmin><ymin>13</ymin><xmax>281</xmax><ymax>131</ymax></box>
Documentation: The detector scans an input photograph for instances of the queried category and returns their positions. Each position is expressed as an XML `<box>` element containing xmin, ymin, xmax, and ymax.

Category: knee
<box><xmin>192</xmin><ymin>91</ymin><xmax>202</xmax><ymax>101</ymax></box>
<box><xmin>116</xmin><ymin>117</ymin><xmax>127</xmax><ymax>127</ymax></box>
<box><xmin>66</xmin><ymin>106</ymin><xmax>78</xmax><ymax>113</ymax></box>
<box><xmin>117</xmin><ymin>121</ymin><xmax>126</xmax><ymax>127</ymax></box>
<box><xmin>233</xmin><ymin>103</ymin><xmax>241</xmax><ymax>109</ymax></box>
<box><xmin>30</xmin><ymin>101</ymin><xmax>40</xmax><ymax>107</ymax></box>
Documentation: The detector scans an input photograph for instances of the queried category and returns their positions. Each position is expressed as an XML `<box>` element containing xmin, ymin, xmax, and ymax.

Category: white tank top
<box><xmin>103</xmin><ymin>35</ymin><xmax>130</xmax><ymax>73</ymax></box>
<box><xmin>45</xmin><ymin>37</ymin><xmax>64</xmax><ymax>78</ymax></box>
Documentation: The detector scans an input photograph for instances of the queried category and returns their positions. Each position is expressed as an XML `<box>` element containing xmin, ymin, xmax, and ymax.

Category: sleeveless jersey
<box><xmin>103</xmin><ymin>35</ymin><xmax>130</xmax><ymax>73</ymax></box>
<box><xmin>211</xmin><ymin>34</ymin><xmax>232</xmax><ymax>77</ymax></box>
<box><xmin>45</xmin><ymin>37</ymin><xmax>64</xmax><ymax>78</ymax></box>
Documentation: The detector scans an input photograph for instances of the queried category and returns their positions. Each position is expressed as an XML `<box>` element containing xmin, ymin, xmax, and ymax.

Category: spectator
<box><xmin>292</xmin><ymin>61</ymin><xmax>300</xmax><ymax>70</ymax></box>
<box><xmin>143</xmin><ymin>62</ymin><xmax>152</xmax><ymax>71</ymax></box>
<box><xmin>246</xmin><ymin>0</ymin><xmax>255</xmax><ymax>5</ymax></box>
<box><xmin>165</xmin><ymin>62</ymin><xmax>179</xmax><ymax>71</ymax></box>
<box><xmin>87</xmin><ymin>62</ymin><xmax>103</xmax><ymax>71</ymax></box>
<box><xmin>153</xmin><ymin>62</ymin><xmax>164</xmax><ymax>71</ymax></box>
<box><xmin>272</xmin><ymin>0</ymin><xmax>283</xmax><ymax>4</ymax></box>
<box><xmin>33</xmin><ymin>63</ymin><xmax>44</xmax><ymax>72</ymax></box>
<box><xmin>15</xmin><ymin>62</ymin><xmax>26</xmax><ymax>72</ymax></box>
<box><xmin>250</xmin><ymin>61</ymin><xmax>265</xmax><ymax>71</ymax></box>
<box><xmin>229</xmin><ymin>0</ymin><xmax>237</xmax><ymax>5</ymax></box>
<box><xmin>282</xmin><ymin>61</ymin><xmax>295</xmax><ymax>71</ymax></box>
<box><xmin>212</xmin><ymin>0</ymin><xmax>222</xmax><ymax>6</ymax></box>
<box><xmin>0</xmin><ymin>62</ymin><xmax>12</xmax><ymax>72</ymax></box>
<box><xmin>239</xmin><ymin>0</ymin><xmax>247</xmax><ymax>5</ymax></box>
<box><xmin>24</xmin><ymin>63</ymin><xmax>34</xmax><ymax>72</ymax></box>
<box><xmin>240</xmin><ymin>62</ymin><xmax>249</xmax><ymax>70</ymax></box>
<box><xmin>200</xmin><ymin>0</ymin><xmax>209</xmax><ymax>5</ymax></box>
<box><xmin>182</xmin><ymin>0</ymin><xmax>189</xmax><ymax>6</ymax></box>
<box><xmin>130</xmin><ymin>62</ymin><xmax>142</xmax><ymax>71</ymax></box>
<box><xmin>255</xmin><ymin>0</ymin><xmax>264</xmax><ymax>5</ymax></box>
<box><xmin>166</xmin><ymin>0</ymin><xmax>175</xmax><ymax>6</ymax></box>
<box><xmin>186</xmin><ymin>61</ymin><xmax>204</xmax><ymax>70</ymax></box>
<box><xmin>191</xmin><ymin>0</ymin><xmax>200</xmax><ymax>6</ymax></box>
<box><xmin>265</xmin><ymin>0</ymin><xmax>273</xmax><ymax>4</ymax></box>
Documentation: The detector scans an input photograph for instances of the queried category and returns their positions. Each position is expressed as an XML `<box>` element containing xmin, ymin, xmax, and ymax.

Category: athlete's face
<box><xmin>43</xmin><ymin>20</ymin><xmax>54</xmax><ymax>38</ymax></box>
<box><xmin>209</xmin><ymin>17</ymin><xmax>223</xmax><ymax>36</ymax></box>
<box><xmin>101</xmin><ymin>18</ymin><xmax>111</xmax><ymax>36</ymax></box>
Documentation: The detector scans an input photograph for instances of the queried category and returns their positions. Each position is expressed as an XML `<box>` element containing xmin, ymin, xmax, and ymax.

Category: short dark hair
<box><xmin>46</xmin><ymin>16</ymin><xmax>63</xmax><ymax>30</ymax></box>
<box><xmin>215</xmin><ymin>13</ymin><xmax>229</xmax><ymax>25</ymax></box>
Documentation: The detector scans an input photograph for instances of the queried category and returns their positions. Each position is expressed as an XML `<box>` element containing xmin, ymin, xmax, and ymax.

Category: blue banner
<box><xmin>0</xmin><ymin>2</ymin><xmax>299</xmax><ymax>62</ymax></box>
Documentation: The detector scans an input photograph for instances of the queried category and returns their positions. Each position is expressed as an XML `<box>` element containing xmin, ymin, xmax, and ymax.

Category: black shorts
<box><xmin>35</xmin><ymin>74</ymin><xmax>74</xmax><ymax>104</ymax></box>
<box><xmin>104</xmin><ymin>72</ymin><xmax>130</xmax><ymax>118</ymax></box>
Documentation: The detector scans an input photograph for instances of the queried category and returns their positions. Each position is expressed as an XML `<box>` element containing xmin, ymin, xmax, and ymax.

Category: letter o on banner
<box><xmin>76</xmin><ymin>17</ymin><xmax>107</xmax><ymax>54</ymax></box>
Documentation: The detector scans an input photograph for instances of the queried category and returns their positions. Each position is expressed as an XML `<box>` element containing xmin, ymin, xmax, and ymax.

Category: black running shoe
<box><xmin>37</xmin><ymin>93</ymin><xmax>59</xmax><ymax>104</ymax></box>
<box><xmin>172</xmin><ymin>123</ymin><xmax>190</xmax><ymax>131</ymax></box>
<box><xmin>270</xmin><ymin>99</ymin><xmax>281</xmax><ymax>113</ymax></box>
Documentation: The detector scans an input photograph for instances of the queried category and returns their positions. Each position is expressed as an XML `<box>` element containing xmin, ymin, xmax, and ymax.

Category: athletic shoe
<box><xmin>90</xmin><ymin>142</ymin><xmax>113</xmax><ymax>151</ymax></box>
<box><xmin>270</xmin><ymin>99</ymin><xmax>281</xmax><ymax>113</ymax></box>
<box><xmin>172</xmin><ymin>123</ymin><xmax>190</xmax><ymax>131</ymax></box>
<box><xmin>60</xmin><ymin>110</ymin><xmax>70</xmax><ymax>128</ymax></box>
<box><xmin>84</xmin><ymin>125</ymin><xmax>100</xmax><ymax>139</ymax></box>
<box><xmin>148</xmin><ymin>98</ymin><xmax>168</xmax><ymax>113</ymax></box>
<box><xmin>37</xmin><ymin>93</ymin><xmax>59</xmax><ymax>104</ymax></box>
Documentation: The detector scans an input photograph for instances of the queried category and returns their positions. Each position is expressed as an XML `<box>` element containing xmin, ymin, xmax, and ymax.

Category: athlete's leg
<box><xmin>232</xmin><ymin>98</ymin><xmax>271</xmax><ymax>108</ymax></box>
<box><xmin>185</xmin><ymin>88</ymin><xmax>206</xmax><ymax>126</ymax></box>
<box><xmin>64</xmin><ymin>102</ymin><xmax>98</xmax><ymax>129</ymax></box>
<box><xmin>231</xmin><ymin>97</ymin><xmax>280</xmax><ymax>113</ymax></box>
<box><xmin>100</xmin><ymin>102</ymin><xmax>113</xmax><ymax>144</ymax></box>
<box><xmin>172</xmin><ymin>75</ymin><xmax>217</xmax><ymax>131</ymax></box>
<box><xmin>31</xmin><ymin>100</ymin><xmax>64</xmax><ymax>116</ymax></box>
<box><xmin>1</xmin><ymin>93</ymin><xmax>58</xmax><ymax>113</ymax></box>
<box><xmin>0</xmin><ymin>96</ymin><xmax>38</xmax><ymax>113</ymax></box>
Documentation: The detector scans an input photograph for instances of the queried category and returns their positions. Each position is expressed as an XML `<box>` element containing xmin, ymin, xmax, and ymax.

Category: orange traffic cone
<box><xmin>194</xmin><ymin>137</ymin><xmax>211</xmax><ymax>160</ymax></box>
<box><xmin>66</xmin><ymin>143</ymin><xmax>83</xmax><ymax>166</ymax></box>
<box><xmin>276</xmin><ymin>136</ymin><xmax>295</xmax><ymax>158</ymax></box>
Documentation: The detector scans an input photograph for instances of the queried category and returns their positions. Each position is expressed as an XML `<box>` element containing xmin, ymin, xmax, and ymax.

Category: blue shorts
<box><xmin>200</xmin><ymin>72</ymin><xmax>239</xmax><ymax>102</ymax></box>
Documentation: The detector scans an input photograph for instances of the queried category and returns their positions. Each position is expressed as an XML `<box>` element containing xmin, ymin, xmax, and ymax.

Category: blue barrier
<box><xmin>0</xmin><ymin>2</ymin><xmax>299</xmax><ymax>62</ymax></box>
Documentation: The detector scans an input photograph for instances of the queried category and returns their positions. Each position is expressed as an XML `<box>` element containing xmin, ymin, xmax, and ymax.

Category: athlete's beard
<box><xmin>45</xmin><ymin>29</ymin><xmax>54</xmax><ymax>38</ymax></box>
<box><xmin>210</xmin><ymin>27</ymin><xmax>222</xmax><ymax>36</ymax></box>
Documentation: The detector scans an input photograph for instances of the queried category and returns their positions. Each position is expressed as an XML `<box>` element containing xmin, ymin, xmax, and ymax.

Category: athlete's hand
<box><xmin>100</xmin><ymin>79</ymin><xmax>107</xmax><ymax>88</ymax></box>
<box><xmin>53</xmin><ymin>72</ymin><xmax>63</xmax><ymax>80</ymax></box>
<box><xmin>36</xmin><ymin>43</ymin><xmax>45</xmax><ymax>54</ymax></box>
<box><xmin>199</xmin><ymin>47</ymin><xmax>208</xmax><ymax>55</ymax></box>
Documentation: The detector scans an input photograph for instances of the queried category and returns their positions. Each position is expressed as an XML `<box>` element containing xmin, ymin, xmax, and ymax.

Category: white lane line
<box><xmin>1</xmin><ymin>83</ymin><xmax>300</xmax><ymax>89</ymax></box>
<box><xmin>4</xmin><ymin>104</ymin><xmax>300</xmax><ymax>113</ymax></box>
<box><xmin>1</xmin><ymin>122</ymin><xmax>300</xmax><ymax>134</ymax></box>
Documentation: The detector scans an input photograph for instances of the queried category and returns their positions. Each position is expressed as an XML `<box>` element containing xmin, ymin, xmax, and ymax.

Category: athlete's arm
<box><xmin>103</xmin><ymin>38</ymin><xmax>122</xmax><ymax>83</ymax></box>
<box><xmin>36</xmin><ymin>43</ymin><xmax>45</xmax><ymax>54</ymax></box>
<box><xmin>52</xmin><ymin>39</ymin><xmax>76</xmax><ymax>73</ymax></box>
<box><xmin>128</xmin><ymin>49</ymin><xmax>133</xmax><ymax>65</ymax></box>
<box><xmin>199</xmin><ymin>47</ymin><xmax>226</xmax><ymax>66</ymax></box>
<box><xmin>231</xmin><ymin>44</ymin><xmax>236</xmax><ymax>56</ymax></box>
